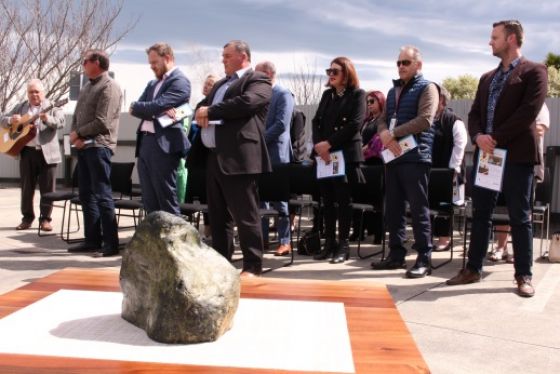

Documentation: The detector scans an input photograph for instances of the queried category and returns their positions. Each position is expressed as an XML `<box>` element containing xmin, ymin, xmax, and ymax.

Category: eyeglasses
<box><xmin>367</xmin><ymin>99</ymin><xmax>376</xmax><ymax>104</ymax></box>
<box><xmin>396</xmin><ymin>60</ymin><xmax>412</xmax><ymax>67</ymax></box>
<box><xmin>326</xmin><ymin>68</ymin><xmax>341</xmax><ymax>76</ymax></box>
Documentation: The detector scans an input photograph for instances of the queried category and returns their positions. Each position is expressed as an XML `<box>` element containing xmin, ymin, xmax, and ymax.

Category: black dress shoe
<box><xmin>314</xmin><ymin>239</ymin><xmax>337</xmax><ymax>260</ymax></box>
<box><xmin>371</xmin><ymin>257</ymin><xmax>406</xmax><ymax>270</ymax></box>
<box><xmin>330</xmin><ymin>240</ymin><xmax>350</xmax><ymax>264</ymax></box>
<box><xmin>95</xmin><ymin>249</ymin><xmax>120</xmax><ymax>257</ymax></box>
<box><xmin>68</xmin><ymin>242</ymin><xmax>100</xmax><ymax>253</ymax></box>
<box><xmin>406</xmin><ymin>263</ymin><xmax>432</xmax><ymax>278</ymax></box>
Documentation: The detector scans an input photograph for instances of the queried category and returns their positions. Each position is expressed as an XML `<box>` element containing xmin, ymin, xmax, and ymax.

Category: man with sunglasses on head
<box><xmin>370</xmin><ymin>45</ymin><xmax>438</xmax><ymax>278</ymax></box>
<box><xmin>446</xmin><ymin>20</ymin><xmax>547</xmax><ymax>297</ymax></box>
<box><xmin>68</xmin><ymin>49</ymin><xmax>122</xmax><ymax>257</ymax></box>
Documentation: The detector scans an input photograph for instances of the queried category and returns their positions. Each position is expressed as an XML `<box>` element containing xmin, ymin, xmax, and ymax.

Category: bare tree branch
<box><xmin>282</xmin><ymin>57</ymin><xmax>324</xmax><ymax>105</ymax></box>
<box><xmin>0</xmin><ymin>0</ymin><xmax>138</xmax><ymax>111</ymax></box>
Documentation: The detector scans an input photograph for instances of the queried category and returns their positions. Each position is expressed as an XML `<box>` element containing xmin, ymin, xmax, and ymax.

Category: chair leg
<box><xmin>431</xmin><ymin>214</ymin><xmax>454</xmax><ymax>270</ymax></box>
<box><xmin>357</xmin><ymin>210</ymin><xmax>384</xmax><ymax>259</ymax></box>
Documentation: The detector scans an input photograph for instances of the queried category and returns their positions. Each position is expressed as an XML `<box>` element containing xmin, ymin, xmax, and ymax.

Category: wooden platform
<box><xmin>0</xmin><ymin>268</ymin><xmax>429</xmax><ymax>373</ymax></box>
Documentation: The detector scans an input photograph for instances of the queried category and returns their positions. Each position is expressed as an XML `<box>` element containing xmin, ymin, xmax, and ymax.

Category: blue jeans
<box><xmin>137</xmin><ymin>135</ymin><xmax>181</xmax><ymax>215</ymax></box>
<box><xmin>467</xmin><ymin>161</ymin><xmax>534</xmax><ymax>277</ymax></box>
<box><xmin>261</xmin><ymin>201</ymin><xmax>291</xmax><ymax>245</ymax></box>
<box><xmin>77</xmin><ymin>147</ymin><xmax>118</xmax><ymax>251</ymax></box>
<box><xmin>385</xmin><ymin>163</ymin><xmax>432</xmax><ymax>264</ymax></box>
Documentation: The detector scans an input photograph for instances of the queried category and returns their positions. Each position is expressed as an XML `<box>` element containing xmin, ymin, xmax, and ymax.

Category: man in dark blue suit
<box><xmin>255</xmin><ymin>61</ymin><xmax>294</xmax><ymax>256</ymax></box>
<box><xmin>130</xmin><ymin>43</ymin><xmax>191</xmax><ymax>215</ymax></box>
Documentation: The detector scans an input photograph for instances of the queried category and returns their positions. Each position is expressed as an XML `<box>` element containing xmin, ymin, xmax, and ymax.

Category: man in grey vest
<box><xmin>1</xmin><ymin>79</ymin><xmax>65</xmax><ymax>231</ymax></box>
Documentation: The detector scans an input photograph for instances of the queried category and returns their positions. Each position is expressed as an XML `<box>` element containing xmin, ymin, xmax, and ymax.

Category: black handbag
<box><xmin>297</xmin><ymin>230</ymin><xmax>321</xmax><ymax>256</ymax></box>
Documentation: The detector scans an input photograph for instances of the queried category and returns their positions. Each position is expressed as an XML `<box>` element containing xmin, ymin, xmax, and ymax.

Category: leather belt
<box><xmin>140</xmin><ymin>131</ymin><xmax>155</xmax><ymax>136</ymax></box>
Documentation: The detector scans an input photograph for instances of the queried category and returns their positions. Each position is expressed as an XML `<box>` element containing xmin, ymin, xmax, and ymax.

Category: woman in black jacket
<box><xmin>312</xmin><ymin>56</ymin><xmax>366</xmax><ymax>263</ymax></box>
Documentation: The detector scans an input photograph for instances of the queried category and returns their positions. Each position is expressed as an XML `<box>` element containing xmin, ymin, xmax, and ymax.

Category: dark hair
<box><xmin>84</xmin><ymin>49</ymin><xmax>110</xmax><ymax>71</ymax></box>
<box><xmin>146</xmin><ymin>42</ymin><xmax>175</xmax><ymax>60</ymax></box>
<box><xmin>493</xmin><ymin>20</ymin><xmax>524</xmax><ymax>47</ymax></box>
<box><xmin>328</xmin><ymin>56</ymin><xmax>359</xmax><ymax>89</ymax></box>
<box><xmin>224</xmin><ymin>40</ymin><xmax>251</xmax><ymax>62</ymax></box>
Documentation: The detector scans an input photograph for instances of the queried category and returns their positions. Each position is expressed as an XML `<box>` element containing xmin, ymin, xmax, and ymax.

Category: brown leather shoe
<box><xmin>446</xmin><ymin>268</ymin><xmax>481</xmax><ymax>285</ymax></box>
<box><xmin>274</xmin><ymin>244</ymin><xmax>292</xmax><ymax>256</ymax></box>
<box><xmin>515</xmin><ymin>275</ymin><xmax>535</xmax><ymax>297</ymax></box>
<box><xmin>16</xmin><ymin>221</ymin><xmax>32</xmax><ymax>230</ymax></box>
<box><xmin>40</xmin><ymin>220</ymin><xmax>53</xmax><ymax>232</ymax></box>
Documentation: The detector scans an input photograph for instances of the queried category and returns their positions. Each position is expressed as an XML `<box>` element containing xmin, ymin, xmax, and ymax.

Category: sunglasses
<box><xmin>396</xmin><ymin>60</ymin><xmax>412</xmax><ymax>67</ymax></box>
<box><xmin>326</xmin><ymin>68</ymin><xmax>341</xmax><ymax>76</ymax></box>
<box><xmin>367</xmin><ymin>99</ymin><xmax>376</xmax><ymax>104</ymax></box>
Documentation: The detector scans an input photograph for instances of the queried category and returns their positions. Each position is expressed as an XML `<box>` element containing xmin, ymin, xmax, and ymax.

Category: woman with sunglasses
<box><xmin>311</xmin><ymin>57</ymin><xmax>366</xmax><ymax>263</ymax></box>
<box><xmin>349</xmin><ymin>90</ymin><xmax>386</xmax><ymax>242</ymax></box>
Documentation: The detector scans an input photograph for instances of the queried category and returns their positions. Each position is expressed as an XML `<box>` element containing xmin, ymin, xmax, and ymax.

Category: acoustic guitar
<box><xmin>0</xmin><ymin>98</ymin><xmax>68</xmax><ymax>157</ymax></box>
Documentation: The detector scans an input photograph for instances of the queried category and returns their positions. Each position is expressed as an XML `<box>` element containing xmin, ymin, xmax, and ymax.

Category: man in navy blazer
<box><xmin>447</xmin><ymin>20</ymin><xmax>548</xmax><ymax>297</ymax></box>
<box><xmin>255</xmin><ymin>61</ymin><xmax>294</xmax><ymax>256</ymax></box>
<box><xmin>191</xmin><ymin>40</ymin><xmax>272</xmax><ymax>276</ymax></box>
<box><xmin>130</xmin><ymin>43</ymin><xmax>191</xmax><ymax>215</ymax></box>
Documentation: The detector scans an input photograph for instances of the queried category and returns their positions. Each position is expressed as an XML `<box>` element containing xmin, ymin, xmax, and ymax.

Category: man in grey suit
<box><xmin>255</xmin><ymin>61</ymin><xmax>294</xmax><ymax>256</ymax></box>
<box><xmin>130</xmin><ymin>43</ymin><xmax>191</xmax><ymax>215</ymax></box>
<box><xmin>192</xmin><ymin>40</ymin><xmax>272</xmax><ymax>277</ymax></box>
<box><xmin>1</xmin><ymin>79</ymin><xmax>64</xmax><ymax>231</ymax></box>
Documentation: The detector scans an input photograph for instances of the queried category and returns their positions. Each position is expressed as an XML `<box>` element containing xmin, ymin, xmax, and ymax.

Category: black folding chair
<box><xmin>111</xmin><ymin>162</ymin><xmax>144</xmax><ymax>230</ymax></box>
<box><xmin>534</xmin><ymin>168</ymin><xmax>551</xmax><ymax>258</ymax></box>
<box><xmin>287</xmin><ymin>162</ymin><xmax>321</xmax><ymax>253</ymax></box>
<box><xmin>350</xmin><ymin>165</ymin><xmax>385</xmax><ymax>259</ymax></box>
<box><xmin>258</xmin><ymin>164</ymin><xmax>292</xmax><ymax>269</ymax></box>
<box><xmin>428</xmin><ymin>168</ymin><xmax>455</xmax><ymax>269</ymax></box>
<box><xmin>38</xmin><ymin>166</ymin><xmax>81</xmax><ymax>242</ymax></box>
<box><xmin>179</xmin><ymin>167</ymin><xmax>208</xmax><ymax>230</ymax></box>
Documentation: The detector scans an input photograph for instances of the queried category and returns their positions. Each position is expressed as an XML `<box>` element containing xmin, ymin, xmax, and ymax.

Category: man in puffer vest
<box><xmin>371</xmin><ymin>45</ymin><xmax>438</xmax><ymax>278</ymax></box>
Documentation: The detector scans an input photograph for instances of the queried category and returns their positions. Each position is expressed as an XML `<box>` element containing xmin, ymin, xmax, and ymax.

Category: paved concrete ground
<box><xmin>0</xmin><ymin>185</ymin><xmax>559</xmax><ymax>374</ymax></box>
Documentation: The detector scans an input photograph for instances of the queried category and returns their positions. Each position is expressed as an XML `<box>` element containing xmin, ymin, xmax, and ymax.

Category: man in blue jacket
<box><xmin>255</xmin><ymin>61</ymin><xmax>294</xmax><ymax>256</ymax></box>
<box><xmin>130</xmin><ymin>43</ymin><xmax>191</xmax><ymax>215</ymax></box>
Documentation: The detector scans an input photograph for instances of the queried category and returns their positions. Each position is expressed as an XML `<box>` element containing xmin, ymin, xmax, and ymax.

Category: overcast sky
<box><xmin>108</xmin><ymin>0</ymin><xmax>560</xmax><ymax>106</ymax></box>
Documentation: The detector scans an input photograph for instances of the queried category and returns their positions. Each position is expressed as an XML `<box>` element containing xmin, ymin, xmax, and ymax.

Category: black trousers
<box><xmin>206</xmin><ymin>152</ymin><xmax>263</xmax><ymax>273</ymax></box>
<box><xmin>385</xmin><ymin>162</ymin><xmax>432</xmax><ymax>262</ymax></box>
<box><xmin>319</xmin><ymin>177</ymin><xmax>352</xmax><ymax>243</ymax></box>
<box><xmin>19</xmin><ymin>147</ymin><xmax>56</xmax><ymax>223</ymax></box>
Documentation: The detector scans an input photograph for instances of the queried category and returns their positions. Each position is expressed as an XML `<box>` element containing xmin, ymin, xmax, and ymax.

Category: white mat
<box><xmin>0</xmin><ymin>290</ymin><xmax>355</xmax><ymax>373</ymax></box>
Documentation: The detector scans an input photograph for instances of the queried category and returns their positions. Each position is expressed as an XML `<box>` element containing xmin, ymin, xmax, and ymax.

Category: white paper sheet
<box><xmin>316</xmin><ymin>150</ymin><xmax>346</xmax><ymax>179</ymax></box>
<box><xmin>0</xmin><ymin>290</ymin><xmax>355</xmax><ymax>373</ymax></box>
<box><xmin>474</xmin><ymin>148</ymin><xmax>507</xmax><ymax>192</ymax></box>
<box><xmin>381</xmin><ymin>134</ymin><xmax>418</xmax><ymax>163</ymax></box>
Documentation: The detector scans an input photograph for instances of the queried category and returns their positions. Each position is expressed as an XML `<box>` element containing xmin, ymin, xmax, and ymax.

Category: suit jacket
<box><xmin>264</xmin><ymin>84</ymin><xmax>294</xmax><ymax>165</ymax></box>
<box><xmin>312</xmin><ymin>87</ymin><xmax>366</xmax><ymax>163</ymax></box>
<box><xmin>468</xmin><ymin>57</ymin><xmax>548</xmax><ymax>164</ymax></box>
<box><xmin>131</xmin><ymin>68</ymin><xmax>191</xmax><ymax>157</ymax></box>
<box><xmin>188</xmin><ymin>69</ymin><xmax>272</xmax><ymax>175</ymax></box>
<box><xmin>1</xmin><ymin>99</ymin><xmax>64</xmax><ymax>164</ymax></box>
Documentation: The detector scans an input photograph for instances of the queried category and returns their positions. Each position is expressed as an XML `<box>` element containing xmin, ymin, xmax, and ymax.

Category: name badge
<box><xmin>389</xmin><ymin>117</ymin><xmax>397</xmax><ymax>130</ymax></box>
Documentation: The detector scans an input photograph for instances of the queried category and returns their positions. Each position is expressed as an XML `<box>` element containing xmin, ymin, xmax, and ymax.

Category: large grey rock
<box><xmin>120</xmin><ymin>211</ymin><xmax>240</xmax><ymax>344</ymax></box>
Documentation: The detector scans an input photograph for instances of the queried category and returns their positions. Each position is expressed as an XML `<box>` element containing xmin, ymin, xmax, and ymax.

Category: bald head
<box><xmin>255</xmin><ymin>61</ymin><xmax>276</xmax><ymax>82</ymax></box>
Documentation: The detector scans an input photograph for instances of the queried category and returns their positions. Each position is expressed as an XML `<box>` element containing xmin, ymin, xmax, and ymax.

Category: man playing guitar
<box><xmin>0</xmin><ymin>79</ymin><xmax>65</xmax><ymax>231</ymax></box>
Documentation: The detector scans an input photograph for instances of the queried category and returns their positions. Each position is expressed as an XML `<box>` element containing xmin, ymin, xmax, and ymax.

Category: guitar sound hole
<box><xmin>16</xmin><ymin>125</ymin><xmax>23</xmax><ymax>133</ymax></box>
